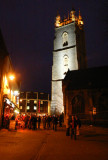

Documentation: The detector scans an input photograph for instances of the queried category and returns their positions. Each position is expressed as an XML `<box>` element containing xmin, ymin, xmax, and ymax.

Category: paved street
<box><xmin>0</xmin><ymin>126</ymin><xmax>108</xmax><ymax>160</ymax></box>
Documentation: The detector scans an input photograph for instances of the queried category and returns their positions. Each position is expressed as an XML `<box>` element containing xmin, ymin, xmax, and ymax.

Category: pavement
<box><xmin>0</xmin><ymin>125</ymin><xmax>108</xmax><ymax>160</ymax></box>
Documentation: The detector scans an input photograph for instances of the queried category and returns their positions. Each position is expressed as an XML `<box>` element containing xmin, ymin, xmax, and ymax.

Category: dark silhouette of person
<box><xmin>38</xmin><ymin>116</ymin><xmax>41</xmax><ymax>129</ymax></box>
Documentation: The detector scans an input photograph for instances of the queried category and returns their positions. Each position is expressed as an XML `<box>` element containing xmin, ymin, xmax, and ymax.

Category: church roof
<box><xmin>63</xmin><ymin>66</ymin><xmax>108</xmax><ymax>90</ymax></box>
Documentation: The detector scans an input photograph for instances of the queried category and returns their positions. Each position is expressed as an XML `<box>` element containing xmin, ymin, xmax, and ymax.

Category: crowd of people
<box><xmin>3</xmin><ymin>113</ymin><xmax>81</xmax><ymax>140</ymax></box>
<box><xmin>16</xmin><ymin>114</ymin><xmax>64</xmax><ymax>131</ymax></box>
<box><xmin>66</xmin><ymin>114</ymin><xmax>81</xmax><ymax>140</ymax></box>
<box><xmin>3</xmin><ymin>114</ymin><xmax>63</xmax><ymax>131</ymax></box>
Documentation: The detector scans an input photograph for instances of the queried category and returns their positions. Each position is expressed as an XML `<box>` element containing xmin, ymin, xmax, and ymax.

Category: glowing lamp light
<box><xmin>9</xmin><ymin>75</ymin><xmax>15</xmax><ymax>80</ymax></box>
<box><xmin>14</xmin><ymin>109</ymin><xmax>19</xmax><ymax>114</ymax></box>
<box><xmin>7</xmin><ymin>89</ymin><xmax>10</xmax><ymax>94</ymax></box>
<box><xmin>13</xmin><ymin>90</ymin><xmax>19</xmax><ymax>96</ymax></box>
<box><xmin>11</xmin><ymin>90</ymin><xmax>13</xmax><ymax>95</ymax></box>
<box><xmin>34</xmin><ymin>106</ymin><xmax>37</xmax><ymax>110</ymax></box>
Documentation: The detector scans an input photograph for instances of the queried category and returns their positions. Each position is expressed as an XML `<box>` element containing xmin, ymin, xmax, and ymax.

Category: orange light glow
<box><xmin>55</xmin><ymin>10</ymin><xmax>84</xmax><ymax>29</ymax></box>
<box><xmin>9</xmin><ymin>75</ymin><xmax>15</xmax><ymax>80</ymax></box>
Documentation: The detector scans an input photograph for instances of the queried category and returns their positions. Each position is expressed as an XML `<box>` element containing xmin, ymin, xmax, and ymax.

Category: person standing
<box><xmin>75</xmin><ymin>115</ymin><xmax>81</xmax><ymax>136</ymax></box>
<box><xmin>43</xmin><ymin>116</ymin><xmax>46</xmax><ymax>129</ymax></box>
<box><xmin>52</xmin><ymin>116</ymin><xmax>55</xmax><ymax>130</ymax></box>
<box><xmin>66</xmin><ymin>114</ymin><xmax>70</xmax><ymax>136</ymax></box>
<box><xmin>47</xmin><ymin>116</ymin><xmax>49</xmax><ymax>129</ymax></box>
<box><xmin>28</xmin><ymin>116</ymin><xmax>31</xmax><ymax>129</ymax></box>
<box><xmin>59</xmin><ymin>115</ymin><xmax>63</xmax><ymax>127</ymax></box>
<box><xmin>70</xmin><ymin>115</ymin><xmax>77</xmax><ymax>140</ymax></box>
<box><xmin>32</xmin><ymin>115</ymin><xmax>36</xmax><ymax>130</ymax></box>
<box><xmin>38</xmin><ymin>116</ymin><xmax>41</xmax><ymax>129</ymax></box>
<box><xmin>5</xmin><ymin>115</ymin><xmax>9</xmax><ymax>129</ymax></box>
<box><xmin>54</xmin><ymin>116</ymin><xmax>58</xmax><ymax>131</ymax></box>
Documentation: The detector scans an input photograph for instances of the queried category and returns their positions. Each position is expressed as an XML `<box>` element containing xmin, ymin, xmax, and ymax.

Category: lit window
<box><xmin>63</xmin><ymin>55</ymin><xmax>69</xmax><ymax>74</ymax></box>
<box><xmin>34</xmin><ymin>106</ymin><xmax>37</xmax><ymax>110</ymax></box>
<box><xmin>62</xmin><ymin>32</ymin><xmax>68</xmax><ymax>46</ymax></box>
<box><xmin>17</xmin><ymin>97</ymin><xmax>19</xmax><ymax>104</ymax></box>
<box><xmin>34</xmin><ymin>100</ymin><xmax>37</xmax><ymax>104</ymax></box>
<box><xmin>27</xmin><ymin>100</ymin><xmax>30</xmax><ymax>103</ymax></box>
<box><xmin>41</xmin><ymin>101</ymin><xmax>43</xmax><ymax>104</ymax></box>
<box><xmin>27</xmin><ymin>106</ymin><xmax>30</xmax><ymax>110</ymax></box>
<box><xmin>20</xmin><ymin>106</ymin><xmax>22</xmax><ymax>109</ymax></box>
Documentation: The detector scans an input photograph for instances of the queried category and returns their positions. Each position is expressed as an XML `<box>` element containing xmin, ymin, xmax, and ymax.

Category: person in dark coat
<box><xmin>47</xmin><ymin>116</ymin><xmax>51</xmax><ymax>129</ymax></box>
<box><xmin>38</xmin><ymin>116</ymin><xmax>41</xmax><ymax>129</ymax></box>
<box><xmin>70</xmin><ymin>115</ymin><xmax>77</xmax><ymax>140</ymax></box>
<box><xmin>43</xmin><ymin>116</ymin><xmax>46</xmax><ymax>129</ymax></box>
<box><xmin>28</xmin><ymin>116</ymin><xmax>32</xmax><ymax>129</ymax></box>
<box><xmin>32</xmin><ymin>116</ymin><xmax>35</xmax><ymax>130</ymax></box>
<box><xmin>24</xmin><ymin>115</ymin><xmax>29</xmax><ymax>128</ymax></box>
<box><xmin>59</xmin><ymin>114</ymin><xmax>63</xmax><ymax>127</ymax></box>
<box><xmin>31</xmin><ymin>115</ymin><xmax>37</xmax><ymax>130</ymax></box>
<box><xmin>5</xmin><ymin>115</ymin><xmax>9</xmax><ymax>129</ymax></box>
<box><xmin>35</xmin><ymin>116</ymin><xmax>37</xmax><ymax>130</ymax></box>
<box><xmin>52</xmin><ymin>116</ymin><xmax>55</xmax><ymax>130</ymax></box>
<box><xmin>54</xmin><ymin>116</ymin><xmax>58</xmax><ymax>131</ymax></box>
<box><xmin>75</xmin><ymin>115</ymin><xmax>81</xmax><ymax>136</ymax></box>
<box><xmin>66</xmin><ymin>114</ymin><xmax>70</xmax><ymax>136</ymax></box>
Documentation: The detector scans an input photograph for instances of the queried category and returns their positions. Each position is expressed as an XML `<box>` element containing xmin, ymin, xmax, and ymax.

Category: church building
<box><xmin>51</xmin><ymin>9</ymin><xmax>87</xmax><ymax>114</ymax></box>
<box><xmin>62</xmin><ymin>66</ymin><xmax>108</xmax><ymax>125</ymax></box>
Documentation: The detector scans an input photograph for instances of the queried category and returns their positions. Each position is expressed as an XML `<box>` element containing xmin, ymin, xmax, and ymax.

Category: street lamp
<box><xmin>9</xmin><ymin>75</ymin><xmax>15</xmax><ymax>81</ymax></box>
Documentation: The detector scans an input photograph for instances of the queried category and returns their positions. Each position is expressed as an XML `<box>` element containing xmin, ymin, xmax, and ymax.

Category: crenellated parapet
<box><xmin>55</xmin><ymin>9</ymin><xmax>84</xmax><ymax>29</ymax></box>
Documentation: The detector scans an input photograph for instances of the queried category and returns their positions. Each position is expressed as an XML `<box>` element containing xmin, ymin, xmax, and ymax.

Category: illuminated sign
<box><xmin>13</xmin><ymin>90</ymin><xmax>19</xmax><ymax>96</ymax></box>
<box><xmin>4</xmin><ymin>98</ymin><xmax>15</xmax><ymax>108</ymax></box>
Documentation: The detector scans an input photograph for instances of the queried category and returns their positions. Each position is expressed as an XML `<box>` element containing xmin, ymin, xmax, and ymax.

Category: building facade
<box><xmin>51</xmin><ymin>9</ymin><xmax>87</xmax><ymax>114</ymax></box>
<box><xmin>0</xmin><ymin>29</ymin><xmax>20</xmax><ymax>127</ymax></box>
<box><xmin>19</xmin><ymin>92</ymin><xmax>50</xmax><ymax>116</ymax></box>
<box><xmin>62</xmin><ymin>66</ymin><xmax>108</xmax><ymax>125</ymax></box>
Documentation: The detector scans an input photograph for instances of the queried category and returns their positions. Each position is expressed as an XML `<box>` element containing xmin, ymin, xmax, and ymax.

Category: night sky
<box><xmin>0</xmin><ymin>0</ymin><xmax>108</xmax><ymax>94</ymax></box>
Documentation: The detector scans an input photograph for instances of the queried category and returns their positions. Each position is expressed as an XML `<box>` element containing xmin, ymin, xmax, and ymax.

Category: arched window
<box><xmin>62</xmin><ymin>32</ymin><xmax>68</xmax><ymax>46</ymax></box>
<box><xmin>72</xmin><ymin>95</ymin><xmax>85</xmax><ymax>114</ymax></box>
<box><xmin>63</xmin><ymin>55</ymin><xmax>68</xmax><ymax>74</ymax></box>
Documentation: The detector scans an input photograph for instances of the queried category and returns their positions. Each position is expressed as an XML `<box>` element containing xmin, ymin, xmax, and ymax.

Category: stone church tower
<box><xmin>51</xmin><ymin>9</ymin><xmax>87</xmax><ymax>115</ymax></box>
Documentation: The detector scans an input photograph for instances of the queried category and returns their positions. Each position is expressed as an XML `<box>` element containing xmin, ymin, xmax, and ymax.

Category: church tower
<box><xmin>51</xmin><ymin>9</ymin><xmax>87</xmax><ymax>115</ymax></box>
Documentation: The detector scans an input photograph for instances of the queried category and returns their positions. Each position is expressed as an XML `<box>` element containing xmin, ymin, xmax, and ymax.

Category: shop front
<box><xmin>2</xmin><ymin>97</ymin><xmax>20</xmax><ymax>129</ymax></box>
